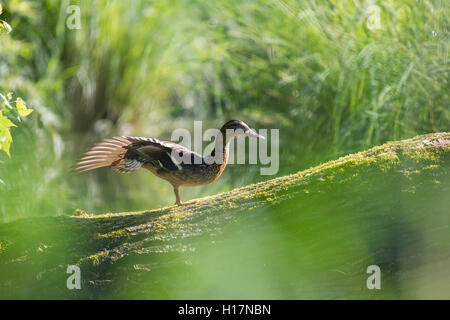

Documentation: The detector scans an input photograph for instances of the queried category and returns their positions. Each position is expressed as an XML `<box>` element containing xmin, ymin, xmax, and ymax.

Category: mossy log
<box><xmin>0</xmin><ymin>132</ymin><xmax>449</xmax><ymax>299</ymax></box>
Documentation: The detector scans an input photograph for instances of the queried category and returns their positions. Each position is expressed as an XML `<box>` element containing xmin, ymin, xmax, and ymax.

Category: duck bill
<box><xmin>246</xmin><ymin>129</ymin><xmax>265</xmax><ymax>139</ymax></box>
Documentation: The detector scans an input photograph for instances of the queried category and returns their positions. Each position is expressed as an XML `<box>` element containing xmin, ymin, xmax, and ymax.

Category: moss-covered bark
<box><xmin>0</xmin><ymin>132</ymin><xmax>449</xmax><ymax>299</ymax></box>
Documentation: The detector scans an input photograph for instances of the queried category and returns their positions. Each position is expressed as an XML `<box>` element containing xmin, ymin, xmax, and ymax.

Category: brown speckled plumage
<box><xmin>75</xmin><ymin>120</ymin><xmax>263</xmax><ymax>205</ymax></box>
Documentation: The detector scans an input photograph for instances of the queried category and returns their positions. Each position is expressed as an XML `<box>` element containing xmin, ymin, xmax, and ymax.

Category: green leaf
<box><xmin>0</xmin><ymin>112</ymin><xmax>16</xmax><ymax>157</ymax></box>
<box><xmin>15</xmin><ymin>98</ymin><xmax>33</xmax><ymax>117</ymax></box>
<box><xmin>0</xmin><ymin>20</ymin><xmax>12</xmax><ymax>34</ymax></box>
<box><xmin>0</xmin><ymin>112</ymin><xmax>15</xmax><ymax>128</ymax></box>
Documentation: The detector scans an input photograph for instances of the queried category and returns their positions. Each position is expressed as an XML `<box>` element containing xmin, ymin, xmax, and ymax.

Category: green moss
<box><xmin>0</xmin><ymin>241</ymin><xmax>10</xmax><ymax>254</ymax></box>
<box><xmin>79</xmin><ymin>250</ymin><xmax>109</xmax><ymax>266</ymax></box>
<box><xmin>36</xmin><ymin>244</ymin><xmax>48</xmax><ymax>253</ymax></box>
<box><xmin>95</xmin><ymin>228</ymin><xmax>130</xmax><ymax>239</ymax></box>
<box><xmin>73</xmin><ymin>209</ymin><xmax>89</xmax><ymax>217</ymax></box>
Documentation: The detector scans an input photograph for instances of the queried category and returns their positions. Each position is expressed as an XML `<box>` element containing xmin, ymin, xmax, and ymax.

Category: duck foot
<box><xmin>174</xmin><ymin>200</ymin><xmax>197</xmax><ymax>206</ymax></box>
<box><xmin>173</xmin><ymin>186</ymin><xmax>197</xmax><ymax>206</ymax></box>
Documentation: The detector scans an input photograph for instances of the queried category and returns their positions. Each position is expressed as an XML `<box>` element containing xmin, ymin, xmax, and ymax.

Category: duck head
<box><xmin>220</xmin><ymin>120</ymin><xmax>265</xmax><ymax>140</ymax></box>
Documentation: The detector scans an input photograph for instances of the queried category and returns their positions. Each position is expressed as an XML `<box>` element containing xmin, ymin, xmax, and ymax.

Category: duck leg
<box><xmin>173</xmin><ymin>186</ymin><xmax>186</xmax><ymax>206</ymax></box>
<box><xmin>173</xmin><ymin>186</ymin><xmax>197</xmax><ymax>206</ymax></box>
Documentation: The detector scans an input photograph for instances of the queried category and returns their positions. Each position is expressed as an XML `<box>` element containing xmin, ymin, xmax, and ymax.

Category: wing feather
<box><xmin>75</xmin><ymin>135</ymin><xmax>204</xmax><ymax>173</ymax></box>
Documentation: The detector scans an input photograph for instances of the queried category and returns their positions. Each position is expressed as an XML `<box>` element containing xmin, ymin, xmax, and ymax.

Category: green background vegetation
<box><xmin>0</xmin><ymin>0</ymin><xmax>448</xmax><ymax>299</ymax></box>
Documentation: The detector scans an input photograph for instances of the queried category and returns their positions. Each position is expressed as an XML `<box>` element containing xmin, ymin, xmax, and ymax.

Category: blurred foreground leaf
<box><xmin>0</xmin><ymin>112</ymin><xmax>15</xmax><ymax>157</ymax></box>
<box><xmin>15</xmin><ymin>98</ymin><xmax>33</xmax><ymax>117</ymax></box>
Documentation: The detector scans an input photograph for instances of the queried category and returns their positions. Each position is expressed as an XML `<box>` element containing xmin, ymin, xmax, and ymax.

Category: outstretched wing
<box><xmin>75</xmin><ymin>137</ymin><xmax>131</xmax><ymax>172</ymax></box>
<box><xmin>124</xmin><ymin>136</ymin><xmax>204</xmax><ymax>171</ymax></box>
<box><xmin>75</xmin><ymin>136</ymin><xmax>203</xmax><ymax>173</ymax></box>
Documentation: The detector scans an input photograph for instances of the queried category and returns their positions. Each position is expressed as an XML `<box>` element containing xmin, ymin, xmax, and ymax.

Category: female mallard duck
<box><xmin>75</xmin><ymin>120</ymin><xmax>264</xmax><ymax>205</ymax></box>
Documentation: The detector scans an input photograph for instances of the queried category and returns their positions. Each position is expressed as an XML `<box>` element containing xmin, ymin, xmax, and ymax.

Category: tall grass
<box><xmin>0</xmin><ymin>0</ymin><xmax>448</xmax><ymax>221</ymax></box>
<box><xmin>193</xmin><ymin>0</ymin><xmax>449</xmax><ymax>160</ymax></box>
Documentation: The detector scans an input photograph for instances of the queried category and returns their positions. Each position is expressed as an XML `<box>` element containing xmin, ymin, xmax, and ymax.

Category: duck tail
<box><xmin>75</xmin><ymin>137</ymin><xmax>142</xmax><ymax>173</ymax></box>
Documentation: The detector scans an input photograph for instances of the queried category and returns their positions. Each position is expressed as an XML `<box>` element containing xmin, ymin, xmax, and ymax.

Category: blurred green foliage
<box><xmin>0</xmin><ymin>0</ymin><xmax>448</xmax><ymax>221</ymax></box>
